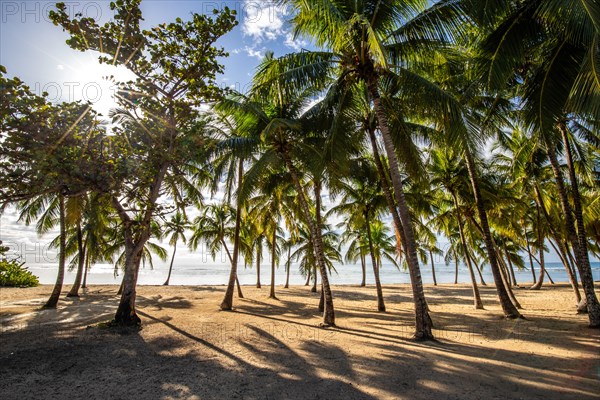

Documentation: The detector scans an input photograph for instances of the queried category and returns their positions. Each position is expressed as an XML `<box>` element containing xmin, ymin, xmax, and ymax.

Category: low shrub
<box><xmin>0</xmin><ymin>259</ymin><xmax>40</xmax><ymax>287</ymax></box>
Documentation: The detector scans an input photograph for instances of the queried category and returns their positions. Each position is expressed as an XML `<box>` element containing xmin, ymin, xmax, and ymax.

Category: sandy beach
<box><xmin>0</xmin><ymin>283</ymin><xmax>598</xmax><ymax>399</ymax></box>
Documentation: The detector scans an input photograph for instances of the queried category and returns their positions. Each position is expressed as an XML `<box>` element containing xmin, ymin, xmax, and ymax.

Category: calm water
<box><xmin>24</xmin><ymin>257</ymin><xmax>600</xmax><ymax>286</ymax></box>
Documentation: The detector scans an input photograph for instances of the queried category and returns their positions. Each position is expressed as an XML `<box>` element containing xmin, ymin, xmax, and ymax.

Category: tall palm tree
<box><xmin>257</xmin><ymin>0</ymin><xmax>471</xmax><ymax>339</ymax></box>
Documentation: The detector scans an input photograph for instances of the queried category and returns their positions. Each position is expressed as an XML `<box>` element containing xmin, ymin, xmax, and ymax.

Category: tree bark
<box><xmin>504</xmin><ymin>247</ymin><xmax>518</xmax><ymax>287</ymax></box>
<box><xmin>67</xmin><ymin>222</ymin><xmax>85</xmax><ymax>297</ymax></box>
<box><xmin>284</xmin><ymin>244</ymin><xmax>291</xmax><ymax>289</ymax></box>
<box><xmin>531</xmin><ymin>203</ymin><xmax>545</xmax><ymax>290</ymax></box>
<box><xmin>221</xmin><ymin>158</ymin><xmax>244</xmax><ymax>310</ymax></box>
<box><xmin>367</xmin><ymin>127</ymin><xmax>408</xmax><ymax>264</ymax></box>
<box><xmin>269</xmin><ymin>227</ymin><xmax>278</xmax><ymax>299</ymax></box>
<box><xmin>471</xmin><ymin>255</ymin><xmax>487</xmax><ymax>286</ymax></box>
<box><xmin>535</xmin><ymin>184</ymin><xmax>581</xmax><ymax>301</ymax></box>
<box><xmin>44</xmin><ymin>194</ymin><xmax>66</xmax><ymax>308</ymax></box>
<box><xmin>453</xmin><ymin>250</ymin><xmax>459</xmax><ymax>284</ymax></box>
<box><xmin>82</xmin><ymin>251</ymin><xmax>89</xmax><ymax>289</ymax></box>
<box><xmin>365</xmin><ymin>209</ymin><xmax>386</xmax><ymax>312</ymax></box>
<box><xmin>547</xmin><ymin>239</ymin><xmax>581</xmax><ymax>303</ymax></box>
<box><xmin>368</xmin><ymin>82</ymin><xmax>433</xmax><ymax>339</ymax></box>
<box><xmin>463</xmin><ymin>148</ymin><xmax>522</xmax><ymax>318</ymax></box>
<box><xmin>256</xmin><ymin>245</ymin><xmax>261</xmax><ymax>288</ymax></box>
<box><xmin>163</xmin><ymin>241</ymin><xmax>177</xmax><ymax>286</ymax></box>
<box><xmin>360</xmin><ymin>253</ymin><xmax>366</xmax><ymax>287</ymax></box>
<box><xmin>113</xmin><ymin>161</ymin><xmax>168</xmax><ymax>326</ymax></box>
<box><xmin>546</xmin><ymin>136</ymin><xmax>600</xmax><ymax>327</ymax></box>
<box><xmin>429</xmin><ymin>249</ymin><xmax>437</xmax><ymax>286</ymax></box>
<box><xmin>560</xmin><ymin>124</ymin><xmax>599</xmax><ymax>313</ymax></box>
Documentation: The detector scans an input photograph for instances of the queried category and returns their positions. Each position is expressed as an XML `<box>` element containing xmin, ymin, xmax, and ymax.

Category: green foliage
<box><xmin>0</xmin><ymin>258</ymin><xmax>39</xmax><ymax>287</ymax></box>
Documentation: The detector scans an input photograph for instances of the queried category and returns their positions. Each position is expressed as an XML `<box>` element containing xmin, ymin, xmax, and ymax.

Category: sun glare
<box><xmin>66</xmin><ymin>53</ymin><xmax>135</xmax><ymax>118</ymax></box>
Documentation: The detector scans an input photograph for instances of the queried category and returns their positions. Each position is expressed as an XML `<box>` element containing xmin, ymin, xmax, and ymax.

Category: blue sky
<box><xmin>0</xmin><ymin>1</ymin><xmax>310</xmax><ymax>115</ymax></box>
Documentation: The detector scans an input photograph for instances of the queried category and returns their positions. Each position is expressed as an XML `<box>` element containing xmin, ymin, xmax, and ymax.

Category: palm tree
<box><xmin>218</xmin><ymin>82</ymin><xmax>340</xmax><ymax>326</ymax></box>
<box><xmin>257</xmin><ymin>0</ymin><xmax>471</xmax><ymax>339</ymax></box>
<box><xmin>189</xmin><ymin>203</ymin><xmax>243</xmax><ymax>298</ymax></box>
<box><xmin>474</xmin><ymin>0</ymin><xmax>600</xmax><ymax>326</ymax></box>
<box><xmin>162</xmin><ymin>211</ymin><xmax>190</xmax><ymax>286</ymax></box>
<box><xmin>329</xmin><ymin>158</ymin><xmax>388</xmax><ymax>311</ymax></box>
<box><xmin>18</xmin><ymin>192</ymin><xmax>82</xmax><ymax>307</ymax></box>
<box><xmin>248</xmin><ymin>169</ymin><xmax>297</xmax><ymax>300</ymax></box>
<box><xmin>428</xmin><ymin>146</ymin><xmax>484</xmax><ymax>309</ymax></box>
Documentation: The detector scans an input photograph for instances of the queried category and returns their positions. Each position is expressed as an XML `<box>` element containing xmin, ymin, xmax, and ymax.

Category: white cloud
<box><xmin>241</xmin><ymin>1</ymin><xmax>287</xmax><ymax>42</ymax></box>
<box><xmin>244</xmin><ymin>46</ymin><xmax>266</xmax><ymax>60</ymax></box>
<box><xmin>284</xmin><ymin>33</ymin><xmax>310</xmax><ymax>52</ymax></box>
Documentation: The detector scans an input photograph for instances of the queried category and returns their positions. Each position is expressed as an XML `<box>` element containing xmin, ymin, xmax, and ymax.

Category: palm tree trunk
<box><xmin>545</xmin><ymin>269</ymin><xmax>555</xmax><ymax>284</ymax></box>
<box><xmin>367</xmin><ymin>127</ymin><xmax>408</xmax><ymax>262</ymax></box>
<box><xmin>535</xmin><ymin>185</ymin><xmax>581</xmax><ymax>301</ymax></box>
<box><xmin>67</xmin><ymin>222</ymin><xmax>85</xmax><ymax>297</ymax></box>
<box><xmin>82</xmin><ymin>251</ymin><xmax>89</xmax><ymax>289</ymax></box>
<box><xmin>497</xmin><ymin>248</ymin><xmax>522</xmax><ymax>309</ymax></box>
<box><xmin>269</xmin><ymin>227</ymin><xmax>278</xmax><ymax>299</ymax></box>
<box><xmin>305</xmin><ymin>268</ymin><xmax>311</xmax><ymax>286</ymax></box>
<box><xmin>235</xmin><ymin>276</ymin><xmax>244</xmax><ymax>298</ymax></box>
<box><xmin>360</xmin><ymin>253</ymin><xmax>366</xmax><ymax>287</ymax></box>
<box><xmin>546</xmin><ymin>136</ymin><xmax>600</xmax><ymax>326</ymax></box>
<box><xmin>429</xmin><ymin>249</ymin><xmax>437</xmax><ymax>286</ymax></box>
<box><xmin>311</xmin><ymin>265</ymin><xmax>318</xmax><ymax>293</ymax></box>
<box><xmin>531</xmin><ymin>204</ymin><xmax>545</xmax><ymax>290</ymax></box>
<box><xmin>453</xmin><ymin>250</ymin><xmax>459</xmax><ymax>284</ymax></box>
<box><xmin>557</xmin><ymin>125</ymin><xmax>600</xmax><ymax>324</ymax></box>
<box><xmin>44</xmin><ymin>194</ymin><xmax>66</xmax><ymax>308</ymax></box>
<box><xmin>367</xmin><ymin>85</ymin><xmax>432</xmax><ymax>339</ymax></box>
<box><xmin>163</xmin><ymin>241</ymin><xmax>177</xmax><ymax>286</ymax></box>
<box><xmin>256</xmin><ymin>246</ymin><xmax>261</xmax><ymax>288</ymax></box>
<box><xmin>548</xmin><ymin>238</ymin><xmax>581</xmax><ymax>303</ymax></box>
<box><xmin>463</xmin><ymin>148</ymin><xmax>522</xmax><ymax>318</ymax></box>
<box><xmin>452</xmin><ymin>193</ymin><xmax>483</xmax><ymax>309</ymax></box>
<box><xmin>365</xmin><ymin>210</ymin><xmax>386</xmax><ymax>312</ymax></box>
<box><xmin>471</xmin><ymin>255</ymin><xmax>487</xmax><ymax>286</ymax></box>
<box><xmin>504</xmin><ymin>247</ymin><xmax>518</xmax><ymax>287</ymax></box>
<box><xmin>284</xmin><ymin>245</ymin><xmax>291</xmax><ymax>289</ymax></box>
<box><xmin>525</xmin><ymin>232</ymin><xmax>537</xmax><ymax>284</ymax></box>
<box><xmin>282</xmin><ymin>151</ymin><xmax>335</xmax><ymax>326</ymax></box>
<box><xmin>221</xmin><ymin>158</ymin><xmax>244</xmax><ymax>310</ymax></box>
<box><xmin>318</xmin><ymin>281</ymin><xmax>325</xmax><ymax>313</ymax></box>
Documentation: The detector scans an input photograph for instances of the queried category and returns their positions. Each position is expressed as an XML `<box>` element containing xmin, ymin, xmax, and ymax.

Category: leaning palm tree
<box><xmin>162</xmin><ymin>211</ymin><xmax>190</xmax><ymax>286</ymax></box>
